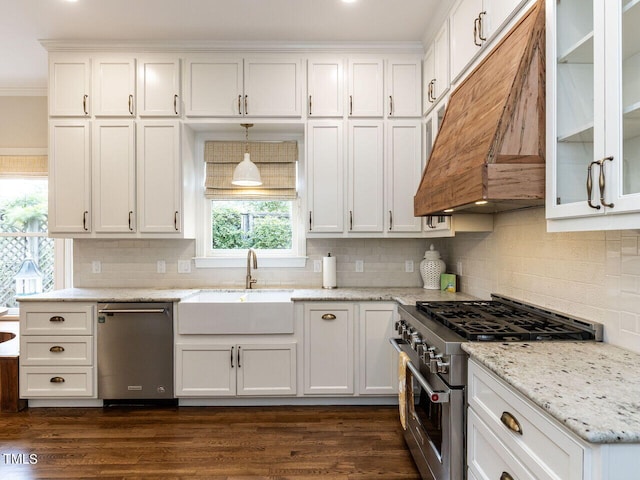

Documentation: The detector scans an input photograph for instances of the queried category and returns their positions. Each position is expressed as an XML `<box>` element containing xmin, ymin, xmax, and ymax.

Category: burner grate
<box><xmin>416</xmin><ymin>300</ymin><xmax>593</xmax><ymax>341</ymax></box>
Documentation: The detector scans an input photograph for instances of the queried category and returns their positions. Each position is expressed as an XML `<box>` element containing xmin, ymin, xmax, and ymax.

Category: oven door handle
<box><xmin>389</xmin><ymin>338</ymin><xmax>450</xmax><ymax>404</ymax></box>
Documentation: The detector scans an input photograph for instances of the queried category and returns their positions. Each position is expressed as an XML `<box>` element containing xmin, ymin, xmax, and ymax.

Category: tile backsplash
<box><xmin>73</xmin><ymin>206</ymin><xmax>640</xmax><ymax>353</ymax></box>
<box><xmin>438</xmin><ymin>207</ymin><xmax>640</xmax><ymax>354</ymax></box>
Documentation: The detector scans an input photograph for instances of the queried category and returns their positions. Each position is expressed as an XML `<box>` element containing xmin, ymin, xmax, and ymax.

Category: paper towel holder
<box><xmin>322</xmin><ymin>253</ymin><xmax>337</xmax><ymax>289</ymax></box>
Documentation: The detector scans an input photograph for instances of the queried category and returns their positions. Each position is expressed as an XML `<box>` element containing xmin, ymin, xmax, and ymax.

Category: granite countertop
<box><xmin>463</xmin><ymin>341</ymin><xmax>640</xmax><ymax>444</ymax></box>
<box><xmin>16</xmin><ymin>287</ymin><xmax>477</xmax><ymax>304</ymax></box>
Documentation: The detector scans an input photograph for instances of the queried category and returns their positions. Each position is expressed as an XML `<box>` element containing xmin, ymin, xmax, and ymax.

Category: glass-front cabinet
<box><xmin>547</xmin><ymin>0</ymin><xmax>640</xmax><ymax>230</ymax></box>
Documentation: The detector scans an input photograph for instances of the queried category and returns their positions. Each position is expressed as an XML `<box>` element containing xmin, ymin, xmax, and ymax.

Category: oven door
<box><xmin>390</xmin><ymin>338</ymin><xmax>465</xmax><ymax>480</ymax></box>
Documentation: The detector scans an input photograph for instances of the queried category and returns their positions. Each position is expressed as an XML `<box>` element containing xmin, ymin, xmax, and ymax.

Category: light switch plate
<box><xmin>91</xmin><ymin>260</ymin><xmax>101</xmax><ymax>274</ymax></box>
<box><xmin>157</xmin><ymin>260</ymin><xmax>166</xmax><ymax>274</ymax></box>
<box><xmin>313</xmin><ymin>260</ymin><xmax>322</xmax><ymax>272</ymax></box>
<box><xmin>178</xmin><ymin>260</ymin><xmax>191</xmax><ymax>274</ymax></box>
<box><xmin>355</xmin><ymin>260</ymin><xmax>364</xmax><ymax>273</ymax></box>
<box><xmin>405</xmin><ymin>260</ymin><xmax>414</xmax><ymax>273</ymax></box>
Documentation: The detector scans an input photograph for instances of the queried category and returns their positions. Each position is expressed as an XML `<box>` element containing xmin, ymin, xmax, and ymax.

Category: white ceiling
<box><xmin>0</xmin><ymin>0</ymin><xmax>447</xmax><ymax>94</ymax></box>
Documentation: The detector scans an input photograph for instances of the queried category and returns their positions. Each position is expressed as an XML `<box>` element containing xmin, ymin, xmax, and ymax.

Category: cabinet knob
<box><xmin>500</xmin><ymin>473</ymin><xmax>514</xmax><ymax>480</ymax></box>
<box><xmin>49</xmin><ymin>346</ymin><xmax>65</xmax><ymax>353</ymax></box>
<box><xmin>321</xmin><ymin>313</ymin><xmax>337</xmax><ymax>320</ymax></box>
<box><xmin>50</xmin><ymin>377</ymin><xmax>65</xmax><ymax>383</ymax></box>
<box><xmin>49</xmin><ymin>316</ymin><xmax>65</xmax><ymax>323</ymax></box>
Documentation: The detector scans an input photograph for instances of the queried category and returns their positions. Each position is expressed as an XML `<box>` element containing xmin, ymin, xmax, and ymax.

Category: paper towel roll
<box><xmin>322</xmin><ymin>254</ymin><xmax>337</xmax><ymax>289</ymax></box>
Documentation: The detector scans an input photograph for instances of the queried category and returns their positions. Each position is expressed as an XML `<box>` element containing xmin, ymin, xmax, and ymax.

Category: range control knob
<box><xmin>410</xmin><ymin>332</ymin><xmax>423</xmax><ymax>349</ymax></box>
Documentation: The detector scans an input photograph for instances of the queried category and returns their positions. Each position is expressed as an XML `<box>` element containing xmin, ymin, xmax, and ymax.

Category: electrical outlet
<box><xmin>178</xmin><ymin>260</ymin><xmax>191</xmax><ymax>274</ymax></box>
<box><xmin>405</xmin><ymin>260</ymin><xmax>414</xmax><ymax>273</ymax></box>
<box><xmin>313</xmin><ymin>260</ymin><xmax>322</xmax><ymax>273</ymax></box>
<box><xmin>91</xmin><ymin>260</ymin><xmax>101</xmax><ymax>274</ymax></box>
<box><xmin>157</xmin><ymin>260</ymin><xmax>166</xmax><ymax>274</ymax></box>
<box><xmin>355</xmin><ymin>260</ymin><xmax>364</xmax><ymax>273</ymax></box>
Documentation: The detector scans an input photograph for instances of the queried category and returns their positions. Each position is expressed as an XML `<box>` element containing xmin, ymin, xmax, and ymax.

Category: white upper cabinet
<box><xmin>386</xmin><ymin>58</ymin><xmax>422</xmax><ymax>117</ymax></box>
<box><xmin>48</xmin><ymin>121</ymin><xmax>91</xmax><ymax>233</ymax></box>
<box><xmin>244</xmin><ymin>57</ymin><xmax>302</xmax><ymax>117</ymax></box>
<box><xmin>183</xmin><ymin>56</ymin><xmax>301</xmax><ymax>117</ymax></box>
<box><xmin>92</xmin><ymin>121</ymin><xmax>136</xmax><ymax>233</ymax></box>
<box><xmin>136</xmin><ymin>57</ymin><xmax>181</xmax><ymax>117</ymax></box>
<box><xmin>183</xmin><ymin>57</ymin><xmax>243</xmax><ymax>116</ymax></box>
<box><xmin>307</xmin><ymin>58</ymin><xmax>344</xmax><ymax>117</ymax></box>
<box><xmin>547</xmin><ymin>0</ymin><xmax>640</xmax><ymax>231</ymax></box>
<box><xmin>424</xmin><ymin>22</ymin><xmax>450</xmax><ymax>115</ymax></box>
<box><xmin>348</xmin><ymin>59</ymin><xmax>384</xmax><ymax>117</ymax></box>
<box><xmin>386</xmin><ymin>121</ymin><xmax>423</xmax><ymax>232</ymax></box>
<box><xmin>348</xmin><ymin>121</ymin><xmax>384</xmax><ymax>232</ymax></box>
<box><xmin>450</xmin><ymin>0</ymin><xmax>524</xmax><ymax>82</ymax></box>
<box><xmin>137</xmin><ymin>121</ymin><xmax>182</xmax><ymax>233</ymax></box>
<box><xmin>93</xmin><ymin>57</ymin><xmax>136</xmax><ymax>117</ymax></box>
<box><xmin>307</xmin><ymin>121</ymin><xmax>345</xmax><ymax>233</ymax></box>
<box><xmin>49</xmin><ymin>56</ymin><xmax>91</xmax><ymax>117</ymax></box>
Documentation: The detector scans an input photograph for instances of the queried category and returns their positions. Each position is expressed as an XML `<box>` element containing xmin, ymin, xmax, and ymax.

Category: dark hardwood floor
<box><xmin>0</xmin><ymin>405</ymin><xmax>420</xmax><ymax>479</ymax></box>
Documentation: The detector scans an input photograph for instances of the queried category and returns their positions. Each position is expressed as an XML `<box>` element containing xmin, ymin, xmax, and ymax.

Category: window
<box><xmin>0</xmin><ymin>177</ymin><xmax>54</xmax><ymax>310</ymax></box>
<box><xmin>211</xmin><ymin>200</ymin><xmax>293</xmax><ymax>252</ymax></box>
<box><xmin>195</xmin><ymin>135</ymin><xmax>306</xmax><ymax>268</ymax></box>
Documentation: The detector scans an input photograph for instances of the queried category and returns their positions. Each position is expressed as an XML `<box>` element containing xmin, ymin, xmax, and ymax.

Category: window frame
<box><xmin>192</xmin><ymin>129</ymin><xmax>307</xmax><ymax>269</ymax></box>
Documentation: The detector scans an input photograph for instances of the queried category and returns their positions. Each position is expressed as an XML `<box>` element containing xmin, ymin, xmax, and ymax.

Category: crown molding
<box><xmin>40</xmin><ymin>39</ymin><xmax>424</xmax><ymax>55</ymax></box>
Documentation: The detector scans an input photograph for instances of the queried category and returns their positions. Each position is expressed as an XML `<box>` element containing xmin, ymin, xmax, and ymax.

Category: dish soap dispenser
<box><xmin>420</xmin><ymin>244</ymin><xmax>445</xmax><ymax>290</ymax></box>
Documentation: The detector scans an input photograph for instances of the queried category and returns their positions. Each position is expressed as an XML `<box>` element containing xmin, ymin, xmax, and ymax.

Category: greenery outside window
<box><xmin>0</xmin><ymin>178</ymin><xmax>53</xmax><ymax>312</ymax></box>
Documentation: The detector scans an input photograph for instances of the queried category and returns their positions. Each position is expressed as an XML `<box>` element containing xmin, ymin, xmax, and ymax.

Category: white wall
<box><xmin>439</xmin><ymin>207</ymin><xmax>640</xmax><ymax>354</ymax></box>
<box><xmin>0</xmin><ymin>96</ymin><xmax>47</xmax><ymax>148</ymax></box>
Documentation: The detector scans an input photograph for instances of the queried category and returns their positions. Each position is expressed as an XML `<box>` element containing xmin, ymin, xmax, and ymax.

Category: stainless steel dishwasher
<box><xmin>97</xmin><ymin>302</ymin><xmax>174</xmax><ymax>402</ymax></box>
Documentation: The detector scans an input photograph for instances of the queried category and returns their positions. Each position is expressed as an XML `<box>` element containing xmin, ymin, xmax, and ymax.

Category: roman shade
<box><xmin>204</xmin><ymin>141</ymin><xmax>298</xmax><ymax>200</ymax></box>
<box><xmin>0</xmin><ymin>155</ymin><xmax>48</xmax><ymax>176</ymax></box>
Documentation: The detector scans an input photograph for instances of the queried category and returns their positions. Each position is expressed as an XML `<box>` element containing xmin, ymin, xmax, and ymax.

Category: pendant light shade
<box><xmin>231</xmin><ymin>124</ymin><xmax>262</xmax><ymax>186</ymax></box>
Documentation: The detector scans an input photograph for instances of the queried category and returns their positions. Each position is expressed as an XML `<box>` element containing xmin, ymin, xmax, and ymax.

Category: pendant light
<box><xmin>231</xmin><ymin>123</ymin><xmax>262</xmax><ymax>186</ymax></box>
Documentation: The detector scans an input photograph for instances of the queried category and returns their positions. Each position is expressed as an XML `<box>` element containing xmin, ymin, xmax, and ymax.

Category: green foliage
<box><xmin>0</xmin><ymin>187</ymin><xmax>48</xmax><ymax>232</ymax></box>
<box><xmin>211</xmin><ymin>201</ymin><xmax>292</xmax><ymax>250</ymax></box>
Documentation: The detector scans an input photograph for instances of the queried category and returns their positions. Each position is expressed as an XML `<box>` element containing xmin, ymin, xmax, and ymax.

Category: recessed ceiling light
<box><xmin>342</xmin><ymin>0</ymin><xmax>358</xmax><ymax>3</ymax></box>
<box><xmin>65</xmin><ymin>0</ymin><xmax>79</xmax><ymax>3</ymax></box>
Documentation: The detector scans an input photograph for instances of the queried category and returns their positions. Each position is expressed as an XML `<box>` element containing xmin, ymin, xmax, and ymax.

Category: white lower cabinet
<box><xmin>358</xmin><ymin>303</ymin><xmax>397</xmax><ymax>395</ymax></box>
<box><xmin>303</xmin><ymin>303</ymin><xmax>354</xmax><ymax>395</ymax></box>
<box><xmin>468</xmin><ymin>359</ymin><xmax>640</xmax><ymax>480</ymax></box>
<box><xmin>175</xmin><ymin>342</ymin><xmax>296</xmax><ymax>397</ymax></box>
<box><xmin>19</xmin><ymin>302</ymin><xmax>96</xmax><ymax>398</ymax></box>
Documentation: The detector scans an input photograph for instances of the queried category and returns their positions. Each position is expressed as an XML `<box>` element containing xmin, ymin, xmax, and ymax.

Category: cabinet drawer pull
<box><xmin>309</xmin><ymin>211</ymin><xmax>313</xmax><ymax>231</ymax></box>
<box><xmin>500</xmin><ymin>473</ymin><xmax>514</xmax><ymax>480</ymax></box>
<box><xmin>473</xmin><ymin>16</ymin><xmax>482</xmax><ymax>46</ymax></box>
<box><xmin>230</xmin><ymin>345</ymin><xmax>234</xmax><ymax>368</ymax></box>
<box><xmin>83</xmin><ymin>94</ymin><xmax>89</xmax><ymax>115</ymax></box>
<box><xmin>83</xmin><ymin>210</ymin><xmax>89</xmax><ymax>231</ymax></box>
<box><xmin>244</xmin><ymin>95</ymin><xmax>248</xmax><ymax>115</ymax></box>
<box><xmin>49</xmin><ymin>316</ymin><xmax>65</xmax><ymax>323</ymax></box>
<box><xmin>49</xmin><ymin>346</ymin><xmax>65</xmax><ymax>353</ymax></box>
<box><xmin>389</xmin><ymin>95</ymin><xmax>393</xmax><ymax>116</ymax></box>
<box><xmin>321</xmin><ymin>313</ymin><xmax>337</xmax><ymax>320</ymax></box>
<box><xmin>174</xmin><ymin>211</ymin><xmax>179</xmax><ymax>231</ymax></box>
<box><xmin>349</xmin><ymin>95</ymin><xmax>353</xmax><ymax>115</ymax></box>
<box><xmin>50</xmin><ymin>377</ymin><xmax>65</xmax><ymax>383</ymax></box>
<box><xmin>128</xmin><ymin>94</ymin><xmax>134</xmax><ymax>115</ymax></box>
<box><xmin>174</xmin><ymin>94</ymin><xmax>179</xmax><ymax>115</ymax></box>
<box><xmin>309</xmin><ymin>95</ymin><xmax>312</xmax><ymax>115</ymax></box>
<box><xmin>500</xmin><ymin>411</ymin><xmax>523</xmax><ymax>435</ymax></box>
<box><xmin>128</xmin><ymin>211</ymin><xmax>134</xmax><ymax>231</ymax></box>
<box><xmin>238</xmin><ymin>94</ymin><xmax>242</xmax><ymax>115</ymax></box>
<box><xmin>237</xmin><ymin>346</ymin><xmax>242</xmax><ymax>368</ymax></box>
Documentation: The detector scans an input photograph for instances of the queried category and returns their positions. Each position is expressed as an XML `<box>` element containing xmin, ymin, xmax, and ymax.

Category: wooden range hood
<box><xmin>414</xmin><ymin>0</ymin><xmax>545</xmax><ymax>216</ymax></box>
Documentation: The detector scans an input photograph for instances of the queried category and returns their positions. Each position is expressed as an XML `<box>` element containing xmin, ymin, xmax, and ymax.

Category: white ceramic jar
<box><xmin>420</xmin><ymin>244</ymin><xmax>446</xmax><ymax>289</ymax></box>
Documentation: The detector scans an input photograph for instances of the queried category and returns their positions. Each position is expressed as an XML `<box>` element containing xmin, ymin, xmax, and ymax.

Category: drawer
<box><xmin>468</xmin><ymin>408</ymin><xmax>536</xmax><ymax>480</ymax></box>
<box><xmin>21</xmin><ymin>336</ymin><xmax>93</xmax><ymax>366</ymax></box>
<box><xmin>468</xmin><ymin>360</ymin><xmax>583</xmax><ymax>480</ymax></box>
<box><xmin>20</xmin><ymin>366</ymin><xmax>94</xmax><ymax>397</ymax></box>
<box><xmin>21</xmin><ymin>304</ymin><xmax>94</xmax><ymax>335</ymax></box>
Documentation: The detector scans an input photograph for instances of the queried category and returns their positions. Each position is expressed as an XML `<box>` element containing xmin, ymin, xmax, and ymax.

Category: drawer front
<box><xmin>20</xmin><ymin>366</ymin><xmax>94</xmax><ymax>397</ymax></box>
<box><xmin>21</xmin><ymin>336</ymin><xmax>93</xmax><ymax>366</ymax></box>
<box><xmin>468</xmin><ymin>360</ymin><xmax>583</xmax><ymax>480</ymax></box>
<box><xmin>22</xmin><ymin>304</ymin><xmax>94</xmax><ymax>335</ymax></box>
<box><xmin>468</xmin><ymin>408</ymin><xmax>536</xmax><ymax>480</ymax></box>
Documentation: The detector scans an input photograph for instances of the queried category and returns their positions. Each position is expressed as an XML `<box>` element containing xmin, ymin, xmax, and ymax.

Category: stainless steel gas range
<box><xmin>390</xmin><ymin>294</ymin><xmax>603</xmax><ymax>480</ymax></box>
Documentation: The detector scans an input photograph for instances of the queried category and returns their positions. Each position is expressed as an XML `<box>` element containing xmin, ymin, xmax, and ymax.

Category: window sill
<box><xmin>194</xmin><ymin>256</ymin><xmax>308</xmax><ymax>269</ymax></box>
